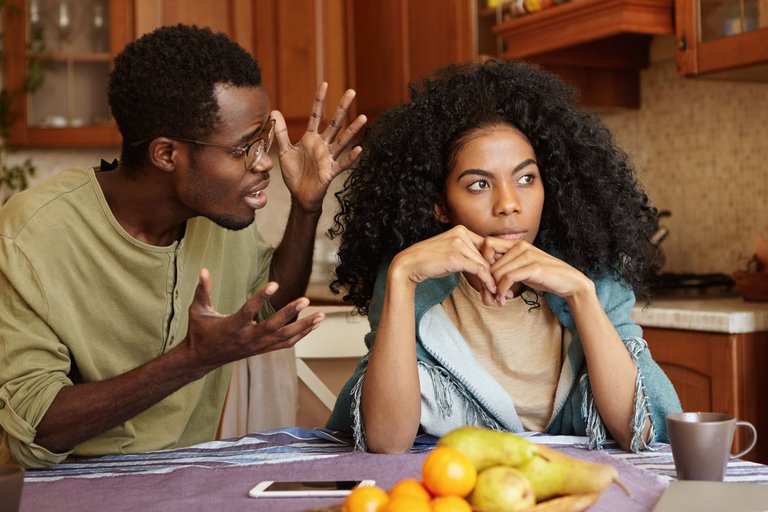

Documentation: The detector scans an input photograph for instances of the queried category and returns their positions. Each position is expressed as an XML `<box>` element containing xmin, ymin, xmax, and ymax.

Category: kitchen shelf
<box><xmin>46</xmin><ymin>52</ymin><xmax>112</xmax><ymax>63</ymax></box>
<box><xmin>493</xmin><ymin>0</ymin><xmax>674</xmax><ymax>60</ymax></box>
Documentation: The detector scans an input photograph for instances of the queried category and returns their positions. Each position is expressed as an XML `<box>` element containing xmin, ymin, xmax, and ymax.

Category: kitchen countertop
<box><xmin>632</xmin><ymin>296</ymin><xmax>768</xmax><ymax>334</ymax></box>
<box><xmin>308</xmin><ymin>281</ymin><xmax>768</xmax><ymax>334</ymax></box>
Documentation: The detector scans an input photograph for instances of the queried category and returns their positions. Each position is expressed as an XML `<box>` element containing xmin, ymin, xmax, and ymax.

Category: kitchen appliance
<box><xmin>648</xmin><ymin>272</ymin><xmax>737</xmax><ymax>298</ymax></box>
<box><xmin>645</xmin><ymin>209</ymin><xmax>737</xmax><ymax>298</ymax></box>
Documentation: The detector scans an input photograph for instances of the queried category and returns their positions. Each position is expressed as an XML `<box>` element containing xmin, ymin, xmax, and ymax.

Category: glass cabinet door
<box><xmin>27</xmin><ymin>0</ymin><xmax>111</xmax><ymax>130</ymax></box>
<box><xmin>3</xmin><ymin>0</ymin><xmax>133</xmax><ymax>147</ymax></box>
<box><xmin>699</xmin><ymin>0</ymin><xmax>767</xmax><ymax>41</ymax></box>
<box><xmin>676</xmin><ymin>0</ymin><xmax>768</xmax><ymax>77</ymax></box>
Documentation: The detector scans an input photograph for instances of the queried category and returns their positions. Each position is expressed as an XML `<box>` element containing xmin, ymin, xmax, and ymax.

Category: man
<box><xmin>0</xmin><ymin>24</ymin><xmax>366</xmax><ymax>467</ymax></box>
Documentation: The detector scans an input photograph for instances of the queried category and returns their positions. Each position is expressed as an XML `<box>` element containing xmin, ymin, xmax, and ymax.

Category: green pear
<box><xmin>470</xmin><ymin>465</ymin><xmax>536</xmax><ymax>512</ymax></box>
<box><xmin>516</xmin><ymin>444</ymin><xmax>624</xmax><ymax>502</ymax></box>
<box><xmin>437</xmin><ymin>426</ymin><xmax>540</xmax><ymax>471</ymax></box>
<box><xmin>523</xmin><ymin>493</ymin><xmax>599</xmax><ymax>512</ymax></box>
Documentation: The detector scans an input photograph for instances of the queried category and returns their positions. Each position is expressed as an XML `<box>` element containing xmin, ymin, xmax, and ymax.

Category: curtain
<box><xmin>218</xmin><ymin>348</ymin><xmax>298</xmax><ymax>437</ymax></box>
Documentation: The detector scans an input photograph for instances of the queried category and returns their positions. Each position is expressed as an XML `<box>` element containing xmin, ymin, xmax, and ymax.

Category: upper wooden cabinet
<box><xmin>3</xmin><ymin>0</ymin><xmax>134</xmax><ymax>147</ymax></box>
<box><xmin>493</xmin><ymin>0</ymin><xmax>675</xmax><ymax>109</ymax></box>
<box><xmin>347</xmin><ymin>0</ymin><xmax>475</xmax><ymax>120</ymax></box>
<box><xmin>675</xmin><ymin>0</ymin><xmax>768</xmax><ymax>79</ymax></box>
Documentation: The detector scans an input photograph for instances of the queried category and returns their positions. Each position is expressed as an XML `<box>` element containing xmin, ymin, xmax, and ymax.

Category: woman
<box><xmin>326</xmin><ymin>60</ymin><xmax>680</xmax><ymax>453</ymax></box>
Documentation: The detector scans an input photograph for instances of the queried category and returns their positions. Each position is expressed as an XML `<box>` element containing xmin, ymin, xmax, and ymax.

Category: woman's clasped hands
<box><xmin>393</xmin><ymin>225</ymin><xmax>592</xmax><ymax>307</ymax></box>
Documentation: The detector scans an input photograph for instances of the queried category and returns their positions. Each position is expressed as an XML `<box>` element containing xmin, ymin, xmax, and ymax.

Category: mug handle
<box><xmin>732</xmin><ymin>421</ymin><xmax>758</xmax><ymax>459</ymax></box>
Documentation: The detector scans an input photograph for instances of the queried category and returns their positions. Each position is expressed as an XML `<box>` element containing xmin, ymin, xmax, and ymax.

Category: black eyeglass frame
<box><xmin>129</xmin><ymin>118</ymin><xmax>276</xmax><ymax>171</ymax></box>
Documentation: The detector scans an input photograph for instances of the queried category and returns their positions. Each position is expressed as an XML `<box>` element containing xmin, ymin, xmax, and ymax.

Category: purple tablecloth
<box><xmin>16</xmin><ymin>428</ymin><xmax>768</xmax><ymax>512</ymax></box>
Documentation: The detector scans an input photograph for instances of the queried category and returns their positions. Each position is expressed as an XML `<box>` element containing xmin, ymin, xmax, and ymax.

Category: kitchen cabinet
<box><xmin>347</xmin><ymin>0</ymin><xmax>475</xmax><ymax>120</ymax></box>
<box><xmin>644</xmin><ymin>327</ymin><xmax>768</xmax><ymax>464</ymax></box>
<box><xmin>3</xmin><ymin>0</ymin><xmax>134</xmax><ymax>147</ymax></box>
<box><xmin>675</xmin><ymin>0</ymin><xmax>768</xmax><ymax>79</ymax></box>
<box><xmin>4</xmin><ymin>0</ymin><xmax>349</xmax><ymax>148</ymax></box>
<box><xmin>492</xmin><ymin>0</ymin><xmax>675</xmax><ymax>109</ymax></box>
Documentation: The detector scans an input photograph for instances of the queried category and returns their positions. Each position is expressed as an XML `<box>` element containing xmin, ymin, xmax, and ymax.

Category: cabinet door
<box><xmin>134</xmin><ymin>0</ymin><xmax>253</xmax><ymax>50</ymax></box>
<box><xmin>644</xmin><ymin>328</ymin><xmax>732</xmax><ymax>413</ymax></box>
<box><xmin>135</xmin><ymin>0</ymin><xmax>349</xmax><ymax>141</ymax></box>
<box><xmin>253</xmin><ymin>0</ymin><xmax>350</xmax><ymax>140</ymax></box>
<box><xmin>348</xmin><ymin>0</ymin><xmax>474</xmax><ymax>120</ymax></box>
<box><xmin>645</xmin><ymin>328</ymin><xmax>768</xmax><ymax>463</ymax></box>
<box><xmin>676</xmin><ymin>0</ymin><xmax>768</xmax><ymax>78</ymax></box>
<box><xmin>3</xmin><ymin>0</ymin><xmax>134</xmax><ymax>147</ymax></box>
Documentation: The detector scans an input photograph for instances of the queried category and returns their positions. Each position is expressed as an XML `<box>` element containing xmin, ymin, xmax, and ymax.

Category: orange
<box><xmin>388</xmin><ymin>478</ymin><xmax>431</xmax><ymax>502</ymax></box>
<box><xmin>421</xmin><ymin>446</ymin><xmax>477</xmax><ymax>498</ymax></box>
<box><xmin>431</xmin><ymin>495</ymin><xmax>473</xmax><ymax>512</ymax></box>
<box><xmin>381</xmin><ymin>495</ymin><xmax>432</xmax><ymax>512</ymax></box>
<box><xmin>343</xmin><ymin>485</ymin><xmax>390</xmax><ymax>512</ymax></box>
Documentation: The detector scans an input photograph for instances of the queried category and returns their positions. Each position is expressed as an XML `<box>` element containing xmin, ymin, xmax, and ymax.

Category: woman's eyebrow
<box><xmin>455</xmin><ymin>158</ymin><xmax>537</xmax><ymax>181</ymax></box>
<box><xmin>456</xmin><ymin>168</ymin><xmax>492</xmax><ymax>181</ymax></box>
<box><xmin>513</xmin><ymin>158</ymin><xmax>537</xmax><ymax>173</ymax></box>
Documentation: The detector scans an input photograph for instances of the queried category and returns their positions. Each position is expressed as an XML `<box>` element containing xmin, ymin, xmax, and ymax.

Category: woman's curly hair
<box><xmin>108</xmin><ymin>24</ymin><xmax>261</xmax><ymax>172</ymax></box>
<box><xmin>330</xmin><ymin>60</ymin><xmax>660</xmax><ymax>314</ymax></box>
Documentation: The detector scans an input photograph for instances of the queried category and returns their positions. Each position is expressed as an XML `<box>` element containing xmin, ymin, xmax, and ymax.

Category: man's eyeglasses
<box><xmin>130</xmin><ymin>118</ymin><xmax>276</xmax><ymax>171</ymax></box>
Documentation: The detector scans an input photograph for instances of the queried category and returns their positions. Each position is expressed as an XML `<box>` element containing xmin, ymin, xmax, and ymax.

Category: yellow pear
<box><xmin>527</xmin><ymin>493</ymin><xmax>599</xmax><ymax>512</ymax></box>
<box><xmin>516</xmin><ymin>444</ymin><xmax>626</xmax><ymax>502</ymax></box>
<box><xmin>470</xmin><ymin>465</ymin><xmax>536</xmax><ymax>512</ymax></box>
<box><xmin>437</xmin><ymin>426</ymin><xmax>540</xmax><ymax>471</ymax></box>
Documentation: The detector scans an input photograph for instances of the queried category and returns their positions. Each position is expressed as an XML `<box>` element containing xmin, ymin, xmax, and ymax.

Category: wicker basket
<box><xmin>733</xmin><ymin>271</ymin><xmax>768</xmax><ymax>302</ymax></box>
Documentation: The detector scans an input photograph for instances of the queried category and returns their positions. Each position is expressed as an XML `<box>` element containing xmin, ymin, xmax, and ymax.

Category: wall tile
<box><xmin>601</xmin><ymin>57</ymin><xmax>768</xmax><ymax>275</ymax></box>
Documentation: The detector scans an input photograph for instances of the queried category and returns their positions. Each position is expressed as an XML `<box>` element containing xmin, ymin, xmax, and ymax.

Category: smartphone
<box><xmin>247</xmin><ymin>479</ymin><xmax>376</xmax><ymax>498</ymax></box>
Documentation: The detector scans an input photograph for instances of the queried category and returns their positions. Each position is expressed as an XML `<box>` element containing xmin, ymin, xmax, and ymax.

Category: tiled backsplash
<box><xmin>7</xmin><ymin>37</ymin><xmax>768</xmax><ymax>277</ymax></box>
<box><xmin>601</xmin><ymin>40</ymin><xmax>768</xmax><ymax>275</ymax></box>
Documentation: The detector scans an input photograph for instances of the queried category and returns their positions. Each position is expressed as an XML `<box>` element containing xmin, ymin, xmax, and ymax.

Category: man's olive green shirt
<box><xmin>0</xmin><ymin>167</ymin><xmax>274</xmax><ymax>467</ymax></box>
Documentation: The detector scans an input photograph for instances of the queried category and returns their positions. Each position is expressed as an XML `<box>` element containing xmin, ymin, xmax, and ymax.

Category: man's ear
<box><xmin>147</xmin><ymin>137</ymin><xmax>178</xmax><ymax>173</ymax></box>
<box><xmin>433</xmin><ymin>200</ymin><xmax>451</xmax><ymax>224</ymax></box>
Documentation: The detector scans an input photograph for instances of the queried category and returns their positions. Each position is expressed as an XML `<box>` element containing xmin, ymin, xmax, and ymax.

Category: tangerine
<box><xmin>381</xmin><ymin>495</ymin><xmax>432</xmax><ymax>512</ymax></box>
<box><xmin>388</xmin><ymin>478</ymin><xmax>431</xmax><ymax>502</ymax></box>
<box><xmin>421</xmin><ymin>446</ymin><xmax>477</xmax><ymax>498</ymax></box>
<box><xmin>343</xmin><ymin>485</ymin><xmax>390</xmax><ymax>512</ymax></box>
<box><xmin>431</xmin><ymin>495</ymin><xmax>473</xmax><ymax>512</ymax></box>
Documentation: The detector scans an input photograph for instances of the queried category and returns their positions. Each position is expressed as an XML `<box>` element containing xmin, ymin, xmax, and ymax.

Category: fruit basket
<box><xmin>733</xmin><ymin>271</ymin><xmax>768</xmax><ymax>302</ymax></box>
<box><xmin>307</xmin><ymin>426</ymin><xmax>624</xmax><ymax>512</ymax></box>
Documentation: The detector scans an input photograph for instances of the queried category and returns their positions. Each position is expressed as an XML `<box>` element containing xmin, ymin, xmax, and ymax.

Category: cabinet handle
<box><xmin>677</xmin><ymin>35</ymin><xmax>687</xmax><ymax>51</ymax></box>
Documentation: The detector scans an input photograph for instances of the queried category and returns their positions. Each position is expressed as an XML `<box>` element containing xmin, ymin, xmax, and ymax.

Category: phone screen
<box><xmin>266</xmin><ymin>480</ymin><xmax>361</xmax><ymax>491</ymax></box>
<box><xmin>248</xmin><ymin>479</ymin><xmax>375</xmax><ymax>498</ymax></box>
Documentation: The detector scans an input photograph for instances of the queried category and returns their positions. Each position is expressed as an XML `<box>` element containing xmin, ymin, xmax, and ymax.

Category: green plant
<box><xmin>1</xmin><ymin>0</ymin><xmax>47</xmax><ymax>203</ymax></box>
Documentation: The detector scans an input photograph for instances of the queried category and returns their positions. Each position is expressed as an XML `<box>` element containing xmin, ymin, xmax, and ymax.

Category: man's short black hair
<box><xmin>108</xmin><ymin>24</ymin><xmax>262</xmax><ymax>171</ymax></box>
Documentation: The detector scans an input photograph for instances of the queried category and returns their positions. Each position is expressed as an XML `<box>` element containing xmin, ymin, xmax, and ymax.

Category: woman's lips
<box><xmin>491</xmin><ymin>231</ymin><xmax>527</xmax><ymax>240</ymax></box>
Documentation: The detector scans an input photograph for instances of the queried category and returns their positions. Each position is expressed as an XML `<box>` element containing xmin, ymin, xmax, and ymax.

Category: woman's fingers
<box><xmin>439</xmin><ymin>227</ymin><xmax>497</xmax><ymax>293</ymax></box>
